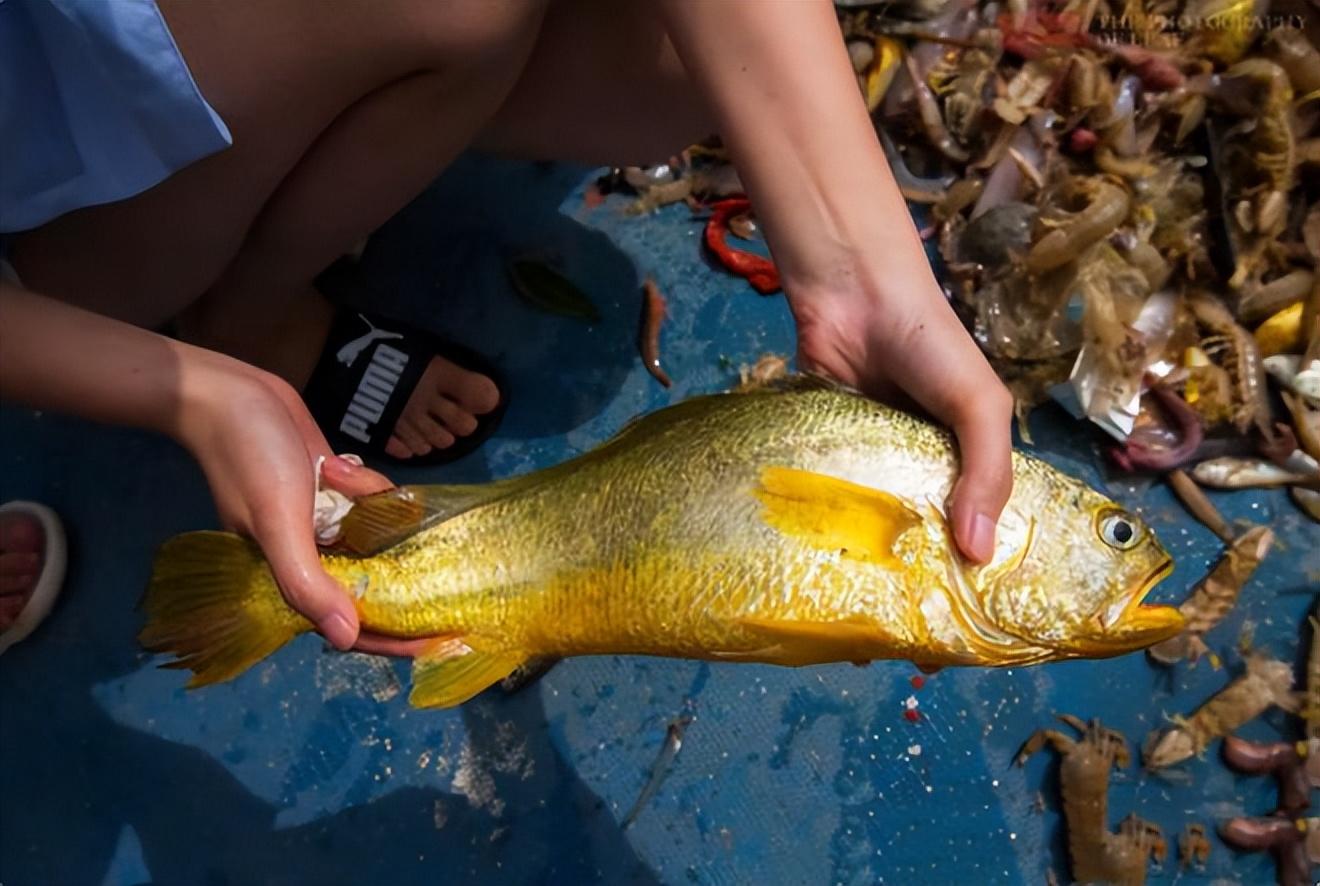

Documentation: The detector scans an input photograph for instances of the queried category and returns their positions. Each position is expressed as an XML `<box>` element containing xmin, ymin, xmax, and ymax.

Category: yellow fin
<box><xmin>409</xmin><ymin>638</ymin><xmax>525</xmax><ymax>709</ymax></box>
<box><xmin>754</xmin><ymin>466</ymin><xmax>921</xmax><ymax>565</ymax></box>
<box><xmin>339</xmin><ymin>481</ymin><xmax>521</xmax><ymax>555</ymax></box>
<box><xmin>138</xmin><ymin>532</ymin><xmax>310</xmax><ymax>687</ymax></box>
<box><xmin>732</xmin><ymin>615</ymin><xmax>896</xmax><ymax>666</ymax></box>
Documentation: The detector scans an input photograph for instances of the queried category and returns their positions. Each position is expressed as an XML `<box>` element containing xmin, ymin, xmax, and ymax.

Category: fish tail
<box><xmin>138</xmin><ymin>532</ymin><xmax>312</xmax><ymax>687</ymax></box>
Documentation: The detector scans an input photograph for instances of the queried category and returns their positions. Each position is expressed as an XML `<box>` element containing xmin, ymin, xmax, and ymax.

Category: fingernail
<box><xmin>969</xmin><ymin>512</ymin><xmax>996</xmax><ymax>562</ymax></box>
<box><xmin>322</xmin><ymin>613</ymin><xmax>356</xmax><ymax>650</ymax></box>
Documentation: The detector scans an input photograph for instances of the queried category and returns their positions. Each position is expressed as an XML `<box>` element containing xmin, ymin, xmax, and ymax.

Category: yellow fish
<box><xmin>140</xmin><ymin>377</ymin><xmax>1183</xmax><ymax>709</ymax></box>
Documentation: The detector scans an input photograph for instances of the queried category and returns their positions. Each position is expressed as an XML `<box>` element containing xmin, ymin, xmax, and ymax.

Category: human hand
<box><xmin>175</xmin><ymin>361</ymin><xmax>393</xmax><ymax>648</ymax></box>
<box><xmin>789</xmin><ymin>281</ymin><xmax>1014</xmax><ymax>564</ymax></box>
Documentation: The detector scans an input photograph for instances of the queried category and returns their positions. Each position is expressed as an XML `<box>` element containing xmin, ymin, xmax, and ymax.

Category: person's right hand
<box><xmin>175</xmin><ymin>360</ymin><xmax>392</xmax><ymax>649</ymax></box>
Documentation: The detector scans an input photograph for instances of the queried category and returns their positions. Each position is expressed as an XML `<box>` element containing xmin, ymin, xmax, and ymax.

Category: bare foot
<box><xmin>383</xmin><ymin>354</ymin><xmax>501</xmax><ymax>459</ymax></box>
<box><xmin>0</xmin><ymin>512</ymin><xmax>43</xmax><ymax>632</ymax></box>
<box><xmin>180</xmin><ymin>285</ymin><xmax>501</xmax><ymax>461</ymax></box>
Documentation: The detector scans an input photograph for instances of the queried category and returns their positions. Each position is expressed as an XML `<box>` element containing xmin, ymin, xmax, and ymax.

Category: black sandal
<box><xmin>304</xmin><ymin>260</ymin><xmax>508</xmax><ymax>465</ymax></box>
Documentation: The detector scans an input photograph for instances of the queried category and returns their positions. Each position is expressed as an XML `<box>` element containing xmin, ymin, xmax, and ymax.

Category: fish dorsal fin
<box><xmin>754</xmin><ymin>466</ymin><xmax>921</xmax><ymax>565</ymax></box>
<box><xmin>338</xmin><ymin>481</ymin><xmax>519</xmax><ymax>556</ymax></box>
<box><xmin>737</xmin><ymin>370</ymin><xmax>860</xmax><ymax>397</ymax></box>
<box><xmin>409</xmin><ymin>637</ymin><xmax>525</xmax><ymax>709</ymax></box>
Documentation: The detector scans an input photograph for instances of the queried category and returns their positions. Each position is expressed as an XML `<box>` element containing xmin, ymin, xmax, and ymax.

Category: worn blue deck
<box><xmin>1</xmin><ymin>155</ymin><xmax>1316</xmax><ymax>886</ymax></box>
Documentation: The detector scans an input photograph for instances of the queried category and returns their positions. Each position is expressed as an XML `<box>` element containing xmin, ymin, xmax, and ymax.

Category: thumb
<box><xmin>321</xmin><ymin>454</ymin><xmax>394</xmax><ymax>498</ymax></box>
<box><xmin>257</xmin><ymin>514</ymin><xmax>360</xmax><ymax>649</ymax></box>
<box><xmin>946</xmin><ymin>389</ymin><xmax>1014</xmax><ymax>564</ymax></box>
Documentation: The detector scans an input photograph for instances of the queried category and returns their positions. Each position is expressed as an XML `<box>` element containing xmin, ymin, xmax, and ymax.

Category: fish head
<box><xmin>979</xmin><ymin>481</ymin><xmax>1182</xmax><ymax>659</ymax></box>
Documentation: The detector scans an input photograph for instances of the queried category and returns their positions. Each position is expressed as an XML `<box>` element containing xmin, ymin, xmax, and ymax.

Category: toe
<box><xmin>0</xmin><ymin>572</ymin><xmax>37</xmax><ymax>595</ymax></box>
<box><xmin>0</xmin><ymin>551</ymin><xmax>40</xmax><ymax>574</ymax></box>
<box><xmin>432</xmin><ymin>357</ymin><xmax>500</xmax><ymax>416</ymax></box>
<box><xmin>459</xmin><ymin>372</ymin><xmax>502</xmax><ymax>416</ymax></box>
<box><xmin>393</xmin><ymin>420</ymin><xmax>433</xmax><ymax>457</ymax></box>
<box><xmin>385</xmin><ymin>436</ymin><xmax>412</xmax><ymax>460</ymax></box>
<box><xmin>0</xmin><ymin>594</ymin><xmax>24</xmax><ymax>630</ymax></box>
<box><xmin>413</xmin><ymin>414</ymin><xmax>456</xmax><ymax>450</ymax></box>
<box><xmin>429</xmin><ymin>395</ymin><xmax>479</xmax><ymax>437</ymax></box>
<box><xmin>0</xmin><ymin>513</ymin><xmax>43</xmax><ymax>554</ymax></box>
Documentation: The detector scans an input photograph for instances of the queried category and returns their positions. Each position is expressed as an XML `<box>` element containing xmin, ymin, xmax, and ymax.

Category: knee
<box><xmin>407</xmin><ymin>0</ymin><xmax>548</xmax><ymax>76</ymax></box>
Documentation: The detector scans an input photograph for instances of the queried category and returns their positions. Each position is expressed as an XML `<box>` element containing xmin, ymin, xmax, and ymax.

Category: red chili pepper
<box><xmin>704</xmin><ymin>198</ymin><xmax>781</xmax><ymax>295</ymax></box>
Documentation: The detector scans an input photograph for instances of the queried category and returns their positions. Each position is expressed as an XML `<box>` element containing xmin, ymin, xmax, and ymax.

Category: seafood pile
<box><xmin>1019</xmin><ymin>612</ymin><xmax>1318</xmax><ymax>884</ymax></box>
<box><xmin>612</xmin><ymin>0</ymin><xmax>1320</xmax><ymax>516</ymax></box>
<box><xmin>854</xmin><ymin>0</ymin><xmax>1320</xmax><ymax>514</ymax></box>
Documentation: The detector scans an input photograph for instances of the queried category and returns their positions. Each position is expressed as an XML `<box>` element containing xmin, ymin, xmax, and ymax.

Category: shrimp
<box><xmin>1146</xmin><ymin>525</ymin><xmax>1273</xmax><ymax>666</ymax></box>
<box><xmin>933</xmin><ymin>176</ymin><xmax>984</xmax><ymax>221</ymax></box>
<box><xmin>1143</xmin><ymin>653</ymin><xmax>1298</xmax><ymax>769</ymax></box>
<box><xmin>1178</xmin><ymin>823</ymin><xmax>1212</xmax><ymax>870</ymax></box>
<box><xmin>904</xmin><ymin>53</ymin><xmax>970</xmax><ymax>163</ymax></box>
<box><xmin>1189</xmin><ymin>291</ymin><xmax>1274</xmax><ymax>437</ymax></box>
<box><xmin>1213</xmin><ymin>59</ymin><xmax>1295</xmax><ymax>288</ymax></box>
<box><xmin>1016</xmin><ymin>716</ymin><xmax>1164</xmax><ymax>885</ymax></box>
<box><xmin>1026</xmin><ymin>177</ymin><xmax>1131</xmax><ymax>273</ymax></box>
<box><xmin>1265</xmin><ymin>27</ymin><xmax>1320</xmax><ymax>97</ymax></box>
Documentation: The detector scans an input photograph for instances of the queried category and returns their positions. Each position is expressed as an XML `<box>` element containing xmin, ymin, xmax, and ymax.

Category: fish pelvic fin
<box><xmin>409</xmin><ymin>638</ymin><xmax>526</xmax><ymax>709</ymax></box>
<box><xmin>138</xmin><ymin>532</ymin><xmax>311</xmax><ymax>687</ymax></box>
<box><xmin>731</xmin><ymin>616</ymin><xmax>898</xmax><ymax>667</ymax></box>
<box><xmin>754</xmin><ymin>466</ymin><xmax>921</xmax><ymax>566</ymax></box>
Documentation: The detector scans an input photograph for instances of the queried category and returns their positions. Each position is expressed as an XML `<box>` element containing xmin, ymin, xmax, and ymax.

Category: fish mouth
<box><xmin>1074</xmin><ymin>556</ymin><xmax>1183</xmax><ymax>653</ymax></box>
<box><xmin>1110</xmin><ymin>556</ymin><xmax>1176</xmax><ymax>628</ymax></box>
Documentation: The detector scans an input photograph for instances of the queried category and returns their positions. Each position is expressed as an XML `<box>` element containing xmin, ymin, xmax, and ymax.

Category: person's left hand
<box><xmin>788</xmin><ymin>279</ymin><xmax>1015</xmax><ymax>565</ymax></box>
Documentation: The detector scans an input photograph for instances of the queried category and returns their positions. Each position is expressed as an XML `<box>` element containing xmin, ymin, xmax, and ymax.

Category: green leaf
<box><xmin>507</xmin><ymin>260</ymin><xmax>602</xmax><ymax>323</ymax></box>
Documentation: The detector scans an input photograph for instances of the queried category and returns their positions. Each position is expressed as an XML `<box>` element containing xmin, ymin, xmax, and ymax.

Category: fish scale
<box><xmin>139</xmin><ymin>377</ymin><xmax>1185</xmax><ymax>708</ymax></box>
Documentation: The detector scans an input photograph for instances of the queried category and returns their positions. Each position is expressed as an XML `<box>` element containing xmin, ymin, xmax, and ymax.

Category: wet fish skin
<box><xmin>141</xmin><ymin>377</ymin><xmax>1182</xmax><ymax>708</ymax></box>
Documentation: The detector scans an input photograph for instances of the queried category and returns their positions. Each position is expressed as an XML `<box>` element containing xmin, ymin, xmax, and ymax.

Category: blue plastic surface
<box><xmin>1</xmin><ymin>155</ymin><xmax>1316</xmax><ymax>886</ymax></box>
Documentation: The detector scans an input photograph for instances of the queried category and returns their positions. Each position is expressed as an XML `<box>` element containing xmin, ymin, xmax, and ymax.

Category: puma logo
<box><xmin>336</xmin><ymin>314</ymin><xmax>404</xmax><ymax>367</ymax></box>
<box><xmin>340</xmin><ymin>344</ymin><xmax>409</xmax><ymax>444</ymax></box>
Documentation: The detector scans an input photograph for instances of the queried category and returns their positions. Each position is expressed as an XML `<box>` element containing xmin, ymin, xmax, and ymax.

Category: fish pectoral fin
<box><xmin>754</xmin><ymin>466</ymin><xmax>921</xmax><ymax>565</ymax></box>
<box><xmin>339</xmin><ymin>481</ymin><xmax>522</xmax><ymax>555</ymax></box>
<box><xmin>733</xmin><ymin>615</ymin><xmax>894</xmax><ymax>666</ymax></box>
<box><xmin>409</xmin><ymin>637</ymin><xmax>525</xmax><ymax>709</ymax></box>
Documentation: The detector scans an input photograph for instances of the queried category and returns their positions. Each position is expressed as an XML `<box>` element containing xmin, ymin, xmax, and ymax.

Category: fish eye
<box><xmin>1098</xmin><ymin>511</ymin><xmax>1141</xmax><ymax>550</ymax></box>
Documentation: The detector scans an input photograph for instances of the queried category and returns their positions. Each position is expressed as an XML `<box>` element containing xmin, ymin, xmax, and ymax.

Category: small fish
<box><xmin>1191</xmin><ymin>456</ymin><xmax>1320</xmax><ymax>489</ymax></box>
<box><xmin>1265</xmin><ymin>355</ymin><xmax>1320</xmax><ymax>405</ymax></box>
<box><xmin>622</xmin><ymin>714</ymin><xmax>693</xmax><ymax>829</ymax></box>
<box><xmin>140</xmin><ymin>378</ymin><xmax>1183</xmax><ymax>709</ymax></box>
<box><xmin>1167</xmin><ymin>469</ymin><xmax>1234</xmax><ymax>543</ymax></box>
<box><xmin>499</xmin><ymin>656</ymin><xmax>560</xmax><ymax>695</ymax></box>
<box><xmin>507</xmin><ymin>259</ymin><xmax>602</xmax><ymax>323</ymax></box>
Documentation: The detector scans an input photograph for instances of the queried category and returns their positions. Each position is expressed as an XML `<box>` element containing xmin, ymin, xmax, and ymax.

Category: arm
<box><xmin>658</xmin><ymin>0</ymin><xmax>1013</xmax><ymax>561</ymax></box>
<box><xmin>0</xmin><ymin>282</ymin><xmax>390</xmax><ymax>646</ymax></box>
